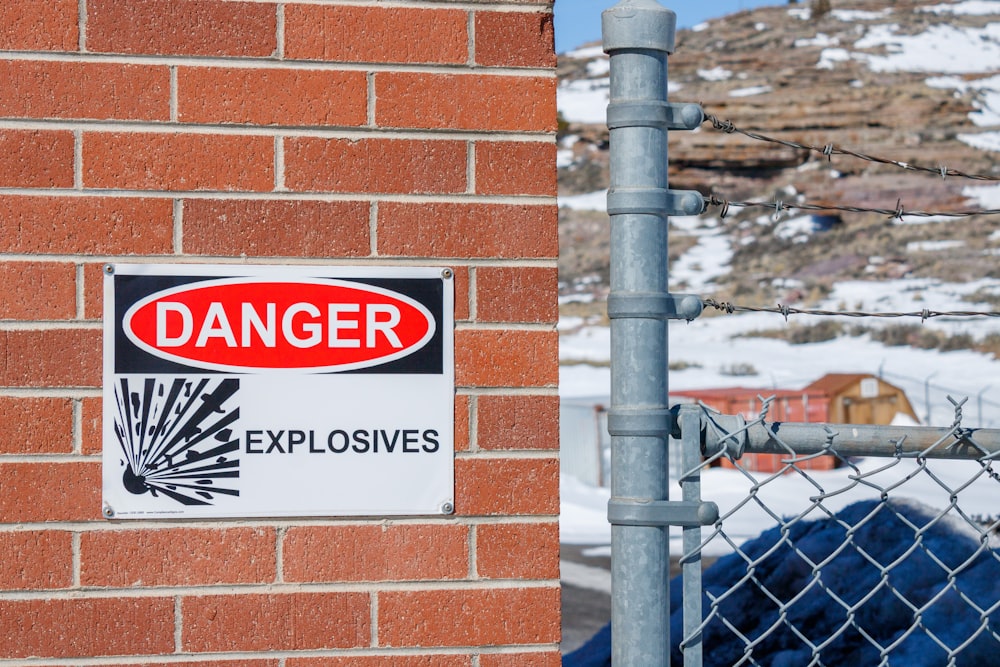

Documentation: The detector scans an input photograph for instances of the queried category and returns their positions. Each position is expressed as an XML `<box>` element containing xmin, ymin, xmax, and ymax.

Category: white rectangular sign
<box><xmin>102</xmin><ymin>264</ymin><xmax>454</xmax><ymax>519</ymax></box>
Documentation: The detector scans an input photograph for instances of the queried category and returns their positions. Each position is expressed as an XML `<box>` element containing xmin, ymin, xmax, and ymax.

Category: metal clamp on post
<box><xmin>606</xmin><ymin>188</ymin><xmax>705</xmax><ymax>217</ymax></box>
<box><xmin>607</xmin><ymin>292</ymin><xmax>703</xmax><ymax>322</ymax></box>
<box><xmin>607</xmin><ymin>101</ymin><xmax>704</xmax><ymax>131</ymax></box>
<box><xmin>608</xmin><ymin>499</ymin><xmax>720</xmax><ymax>527</ymax></box>
<box><xmin>607</xmin><ymin>407</ymin><xmax>674</xmax><ymax>439</ymax></box>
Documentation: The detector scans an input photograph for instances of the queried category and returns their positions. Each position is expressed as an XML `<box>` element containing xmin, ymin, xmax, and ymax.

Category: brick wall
<box><xmin>0</xmin><ymin>1</ymin><xmax>559</xmax><ymax>664</ymax></box>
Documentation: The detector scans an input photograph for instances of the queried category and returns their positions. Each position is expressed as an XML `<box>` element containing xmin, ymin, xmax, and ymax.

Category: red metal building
<box><xmin>671</xmin><ymin>374</ymin><xmax>919</xmax><ymax>472</ymax></box>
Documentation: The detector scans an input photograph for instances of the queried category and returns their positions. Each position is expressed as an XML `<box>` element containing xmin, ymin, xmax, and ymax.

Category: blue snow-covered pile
<box><xmin>564</xmin><ymin>499</ymin><xmax>1000</xmax><ymax>666</ymax></box>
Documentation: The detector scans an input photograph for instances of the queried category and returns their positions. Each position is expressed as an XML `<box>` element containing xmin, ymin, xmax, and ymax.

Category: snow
<box><xmin>557</xmin><ymin>189</ymin><xmax>606</xmax><ymax>211</ymax></box>
<box><xmin>920</xmin><ymin>0</ymin><xmax>1000</xmax><ymax>14</ymax></box>
<box><xmin>907</xmin><ymin>239</ymin><xmax>966</xmax><ymax>252</ymax></box>
<box><xmin>856</xmin><ymin>23</ymin><xmax>1000</xmax><ymax>74</ymax></box>
<box><xmin>959</xmin><ymin>130</ymin><xmax>1000</xmax><ymax>151</ymax></box>
<box><xmin>585</xmin><ymin>58</ymin><xmax>609</xmax><ymax>77</ymax></box>
<box><xmin>817</xmin><ymin>47</ymin><xmax>852</xmax><ymax>69</ymax></box>
<box><xmin>728</xmin><ymin>85</ymin><xmax>772</xmax><ymax>98</ymax></box>
<box><xmin>964</xmin><ymin>181</ymin><xmax>1000</xmax><ymax>207</ymax></box>
<box><xmin>794</xmin><ymin>33</ymin><xmax>839</xmax><ymax>48</ymax></box>
<box><xmin>697</xmin><ymin>66</ymin><xmax>733</xmax><ymax>82</ymax></box>
<box><xmin>557</xmin><ymin>78</ymin><xmax>610</xmax><ymax>124</ymax></box>
<box><xmin>564</xmin><ymin>45</ymin><xmax>604</xmax><ymax>60</ymax></box>
<box><xmin>831</xmin><ymin>8</ymin><xmax>893</xmax><ymax>21</ymax></box>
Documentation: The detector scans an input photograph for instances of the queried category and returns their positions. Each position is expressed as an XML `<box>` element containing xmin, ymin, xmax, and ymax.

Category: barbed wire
<box><xmin>703</xmin><ymin>113</ymin><xmax>1000</xmax><ymax>182</ymax></box>
<box><xmin>701</xmin><ymin>298</ymin><xmax>1000</xmax><ymax>321</ymax></box>
<box><xmin>702</xmin><ymin>194</ymin><xmax>1000</xmax><ymax>220</ymax></box>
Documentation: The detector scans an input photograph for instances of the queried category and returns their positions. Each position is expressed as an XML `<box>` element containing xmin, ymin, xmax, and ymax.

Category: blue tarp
<box><xmin>564</xmin><ymin>499</ymin><xmax>1000</xmax><ymax>666</ymax></box>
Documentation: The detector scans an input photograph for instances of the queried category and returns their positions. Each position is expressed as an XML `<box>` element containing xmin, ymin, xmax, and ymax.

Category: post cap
<box><xmin>602</xmin><ymin>0</ymin><xmax>677</xmax><ymax>54</ymax></box>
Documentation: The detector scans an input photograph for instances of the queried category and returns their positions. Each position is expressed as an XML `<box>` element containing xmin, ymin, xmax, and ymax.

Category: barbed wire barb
<box><xmin>703</xmin><ymin>113</ymin><xmax>1000</xmax><ymax>183</ymax></box>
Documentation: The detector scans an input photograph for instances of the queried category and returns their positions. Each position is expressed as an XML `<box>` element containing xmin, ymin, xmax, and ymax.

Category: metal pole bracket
<box><xmin>607</xmin><ymin>101</ymin><xmax>704</xmax><ymax>131</ymax></box>
<box><xmin>606</xmin><ymin>188</ymin><xmax>706</xmax><ymax>217</ymax></box>
<box><xmin>607</xmin><ymin>292</ymin><xmax>703</xmax><ymax>321</ymax></box>
<box><xmin>607</xmin><ymin>407</ymin><xmax>674</xmax><ymax>438</ymax></box>
<box><xmin>608</xmin><ymin>499</ymin><xmax>720</xmax><ymax>527</ymax></box>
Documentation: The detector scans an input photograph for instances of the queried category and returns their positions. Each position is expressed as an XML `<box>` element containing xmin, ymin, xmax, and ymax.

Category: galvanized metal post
<box><xmin>603</xmin><ymin>1</ymin><xmax>704</xmax><ymax>664</ymax></box>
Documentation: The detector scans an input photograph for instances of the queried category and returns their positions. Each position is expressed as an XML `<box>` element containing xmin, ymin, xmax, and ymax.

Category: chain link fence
<box><xmin>676</xmin><ymin>398</ymin><xmax>1000</xmax><ymax>666</ymax></box>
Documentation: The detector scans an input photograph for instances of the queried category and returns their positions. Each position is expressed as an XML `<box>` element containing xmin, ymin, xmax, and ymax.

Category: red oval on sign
<box><xmin>123</xmin><ymin>279</ymin><xmax>436</xmax><ymax>372</ymax></box>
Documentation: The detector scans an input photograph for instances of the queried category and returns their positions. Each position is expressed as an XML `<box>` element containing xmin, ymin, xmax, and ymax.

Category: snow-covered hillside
<box><xmin>557</xmin><ymin>0</ymin><xmax>1000</xmax><ymax>563</ymax></box>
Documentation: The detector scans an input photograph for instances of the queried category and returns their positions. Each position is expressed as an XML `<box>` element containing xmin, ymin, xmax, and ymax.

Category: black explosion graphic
<box><xmin>112</xmin><ymin>377</ymin><xmax>240</xmax><ymax>505</ymax></box>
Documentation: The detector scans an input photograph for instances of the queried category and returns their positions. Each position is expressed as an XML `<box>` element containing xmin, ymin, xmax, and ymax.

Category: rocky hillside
<box><xmin>557</xmin><ymin>0</ymin><xmax>1000</xmax><ymax>307</ymax></box>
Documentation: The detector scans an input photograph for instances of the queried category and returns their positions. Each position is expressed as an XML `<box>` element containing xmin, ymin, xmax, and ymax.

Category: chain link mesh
<box><xmin>680</xmin><ymin>398</ymin><xmax>1000</xmax><ymax>666</ymax></box>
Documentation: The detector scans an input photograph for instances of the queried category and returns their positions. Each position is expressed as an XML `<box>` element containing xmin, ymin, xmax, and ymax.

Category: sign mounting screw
<box><xmin>440</xmin><ymin>501</ymin><xmax>454</xmax><ymax>515</ymax></box>
<box><xmin>103</xmin><ymin>505</ymin><xmax>115</xmax><ymax>518</ymax></box>
<box><xmin>441</xmin><ymin>268</ymin><xmax>453</xmax><ymax>280</ymax></box>
<box><xmin>104</xmin><ymin>264</ymin><xmax>115</xmax><ymax>275</ymax></box>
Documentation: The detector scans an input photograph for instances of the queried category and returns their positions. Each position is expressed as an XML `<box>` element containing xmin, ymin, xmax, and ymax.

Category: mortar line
<box><xmin>75</xmin><ymin>263</ymin><xmax>85</xmax><ymax>320</ymax></box>
<box><xmin>73</xmin><ymin>130</ymin><xmax>83</xmax><ymax>190</ymax></box>
<box><xmin>77</xmin><ymin>0</ymin><xmax>87</xmax><ymax>52</ymax></box>
<box><xmin>276</xmin><ymin>3</ymin><xmax>285</xmax><ymax>59</ymax></box>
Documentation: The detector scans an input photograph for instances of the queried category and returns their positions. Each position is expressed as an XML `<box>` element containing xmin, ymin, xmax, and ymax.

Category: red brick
<box><xmin>475</xmin><ymin>12</ymin><xmax>556</xmax><ymax>68</ymax></box>
<box><xmin>0</xmin><ymin>597</ymin><xmax>173</xmax><ymax>658</ymax></box>
<box><xmin>86</xmin><ymin>0</ymin><xmax>276</xmax><ymax>57</ymax></box>
<box><xmin>83</xmin><ymin>263</ymin><xmax>106</xmax><ymax>320</ymax></box>
<box><xmin>451</xmin><ymin>265</ymin><xmax>471</xmax><ymax>322</ymax></box>
<box><xmin>378</xmin><ymin>203</ymin><xmax>557</xmax><ymax>259</ymax></box>
<box><xmin>179</xmin><ymin>68</ymin><xmax>366</xmax><ymax>127</ymax></box>
<box><xmin>476</xmin><ymin>141</ymin><xmax>557</xmax><ymax>196</ymax></box>
<box><xmin>0</xmin><ymin>329</ymin><xmax>101</xmax><ymax>388</ymax></box>
<box><xmin>0</xmin><ymin>396</ymin><xmax>74</xmax><ymax>454</ymax></box>
<box><xmin>0</xmin><ymin>462</ymin><xmax>101</xmax><ymax>523</ymax></box>
<box><xmin>84</xmin><ymin>132</ymin><xmax>273</xmax><ymax>192</ymax></box>
<box><xmin>379</xmin><ymin>587</ymin><xmax>560</xmax><ymax>647</ymax></box>
<box><xmin>285</xmin><ymin>138</ymin><xmax>466</xmax><ymax>195</ymax></box>
<box><xmin>81</xmin><ymin>527</ymin><xmax>276</xmax><ymax>587</ymax></box>
<box><xmin>290</xmin><ymin>658</ymin><xmax>467</xmax><ymax>667</ymax></box>
<box><xmin>0</xmin><ymin>130</ymin><xmax>74</xmax><ymax>188</ymax></box>
<box><xmin>283</xmin><ymin>524</ymin><xmax>468</xmax><ymax>582</ymax></box>
<box><xmin>0</xmin><ymin>196</ymin><xmax>173</xmax><ymax>255</ymax></box>
<box><xmin>0</xmin><ymin>530</ymin><xmax>72</xmax><ymax>589</ymax></box>
<box><xmin>477</xmin><ymin>266</ymin><xmax>558</xmax><ymax>323</ymax></box>
<box><xmin>183</xmin><ymin>199</ymin><xmax>370</xmax><ymax>258</ymax></box>
<box><xmin>99</xmin><ymin>663</ymin><xmax>279</xmax><ymax>667</ymax></box>
<box><xmin>455</xmin><ymin>458</ymin><xmax>559</xmax><ymax>516</ymax></box>
<box><xmin>376</xmin><ymin>73</ymin><xmax>557</xmax><ymax>132</ymax></box>
<box><xmin>285</xmin><ymin>6</ymin><xmax>467</xmax><ymax>65</ymax></box>
<box><xmin>455</xmin><ymin>394</ymin><xmax>471</xmax><ymax>453</ymax></box>
<box><xmin>0</xmin><ymin>61</ymin><xmax>168</xmax><ymax>121</ymax></box>
<box><xmin>455</xmin><ymin>329</ymin><xmax>558</xmax><ymax>387</ymax></box>
<box><xmin>477</xmin><ymin>395</ymin><xmax>559</xmax><ymax>451</ymax></box>
<box><xmin>182</xmin><ymin>592</ymin><xmax>369</xmax><ymax>652</ymax></box>
<box><xmin>480</xmin><ymin>653</ymin><xmax>562</xmax><ymax>667</ymax></box>
<box><xmin>477</xmin><ymin>522</ymin><xmax>560</xmax><ymax>579</ymax></box>
<box><xmin>81</xmin><ymin>395</ymin><xmax>102</xmax><ymax>455</ymax></box>
<box><xmin>0</xmin><ymin>0</ymin><xmax>78</xmax><ymax>51</ymax></box>
<box><xmin>0</xmin><ymin>262</ymin><xmax>76</xmax><ymax>320</ymax></box>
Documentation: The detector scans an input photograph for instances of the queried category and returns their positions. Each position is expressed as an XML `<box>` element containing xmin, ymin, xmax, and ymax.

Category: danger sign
<box><xmin>102</xmin><ymin>264</ymin><xmax>455</xmax><ymax>519</ymax></box>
